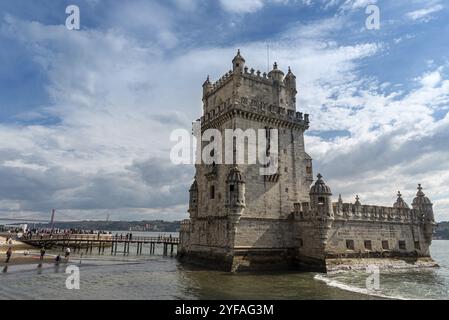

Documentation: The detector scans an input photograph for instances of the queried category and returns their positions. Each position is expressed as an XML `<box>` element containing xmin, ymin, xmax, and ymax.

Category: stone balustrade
<box><xmin>294</xmin><ymin>202</ymin><xmax>425</xmax><ymax>223</ymax></box>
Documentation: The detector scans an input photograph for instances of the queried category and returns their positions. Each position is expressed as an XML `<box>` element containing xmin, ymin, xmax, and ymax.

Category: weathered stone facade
<box><xmin>178</xmin><ymin>51</ymin><xmax>438</xmax><ymax>272</ymax></box>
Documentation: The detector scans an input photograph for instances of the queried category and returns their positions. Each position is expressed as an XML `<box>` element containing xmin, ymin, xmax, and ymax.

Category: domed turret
<box><xmin>284</xmin><ymin>67</ymin><xmax>298</xmax><ymax>109</ymax></box>
<box><xmin>226</xmin><ymin>166</ymin><xmax>246</xmax><ymax>210</ymax></box>
<box><xmin>268</xmin><ymin>62</ymin><xmax>285</xmax><ymax>83</ymax></box>
<box><xmin>309</xmin><ymin>174</ymin><xmax>333</xmax><ymax>218</ymax></box>
<box><xmin>189</xmin><ymin>179</ymin><xmax>198</xmax><ymax>192</ymax></box>
<box><xmin>188</xmin><ymin>179</ymin><xmax>199</xmax><ymax>218</ymax></box>
<box><xmin>412</xmin><ymin>184</ymin><xmax>432</xmax><ymax>207</ymax></box>
<box><xmin>412</xmin><ymin>184</ymin><xmax>435</xmax><ymax>223</ymax></box>
<box><xmin>310</xmin><ymin>173</ymin><xmax>332</xmax><ymax>195</ymax></box>
<box><xmin>202</xmin><ymin>75</ymin><xmax>213</xmax><ymax>99</ymax></box>
<box><xmin>232</xmin><ymin>49</ymin><xmax>245</xmax><ymax>72</ymax></box>
<box><xmin>411</xmin><ymin>184</ymin><xmax>436</xmax><ymax>244</ymax></box>
<box><xmin>227</xmin><ymin>166</ymin><xmax>243</xmax><ymax>183</ymax></box>
<box><xmin>393</xmin><ymin>191</ymin><xmax>409</xmax><ymax>209</ymax></box>
<box><xmin>284</xmin><ymin>67</ymin><xmax>297</xmax><ymax>89</ymax></box>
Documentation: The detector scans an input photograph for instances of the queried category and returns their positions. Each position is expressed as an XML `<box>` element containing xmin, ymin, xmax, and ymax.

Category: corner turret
<box><xmin>412</xmin><ymin>184</ymin><xmax>436</xmax><ymax>243</ymax></box>
<box><xmin>284</xmin><ymin>67</ymin><xmax>296</xmax><ymax>90</ymax></box>
<box><xmin>202</xmin><ymin>76</ymin><xmax>213</xmax><ymax>99</ymax></box>
<box><xmin>393</xmin><ymin>191</ymin><xmax>409</xmax><ymax>209</ymax></box>
<box><xmin>226</xmin><ymin>166</ymin><xmax>246</xmax><ymax>214</ymax></box>
<box><xmin>232</xmin><ymin>49</ymin><xmax>245</xmax><ymax>73</ymax></box>
<box><xmin>268</xmin><ymin>62</ymin><xmax>285</xmax><ymax>83</ymax></box>
<box><xmin>188</xmin><ymin>179</ymin><xmax>199</xmax><ymax>218</ymax></box>
<box><xmin>309</xmin><ymin>173</ymin><xmax>333</xmax><ymax>219</ymax></box>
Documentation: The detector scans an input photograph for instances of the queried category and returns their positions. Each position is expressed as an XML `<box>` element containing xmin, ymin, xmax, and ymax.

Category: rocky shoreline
<box><xmin>326</xmin><ymin>257</ymin><xmax>439</xmax><ymax>273</ymax></box>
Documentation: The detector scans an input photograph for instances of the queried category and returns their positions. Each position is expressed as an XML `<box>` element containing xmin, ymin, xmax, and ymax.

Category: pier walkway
<box><xmin>17</xmin><ymin>234</ymin><xmax>179</xmax><ymax>257</ymax></box>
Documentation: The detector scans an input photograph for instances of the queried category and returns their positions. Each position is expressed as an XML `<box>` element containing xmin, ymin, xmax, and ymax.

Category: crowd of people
<box><xmin>3</xmin><ymin>245</ymin><xmax>71</xmax><ymax>266</ymax></box>
<box><xmin>23</xmin><ymin>228</ymin><xmax>112</xmax><ymax>238</ymax></box>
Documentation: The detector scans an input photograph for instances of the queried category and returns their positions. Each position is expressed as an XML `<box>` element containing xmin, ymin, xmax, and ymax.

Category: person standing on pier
<box><xmin>40</xmin><ymin>247</ymin><xmax>46</xmax><ymax>260</ymax></box>
<box><xmin>5</xmin><ymin>247</ymin><xmax>12</xmax><ymax>263</ymax></box>
<box><xmin>65</xmin><ymin>247</ymin><xmax>71</xmax><ymax>261</ymax></box>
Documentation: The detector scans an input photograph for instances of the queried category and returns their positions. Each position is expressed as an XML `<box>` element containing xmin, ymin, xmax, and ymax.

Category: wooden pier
<box><xmin>18</xmin><ymin>234</ymin><xmax>179</xmax><ymax>257</ymax></box>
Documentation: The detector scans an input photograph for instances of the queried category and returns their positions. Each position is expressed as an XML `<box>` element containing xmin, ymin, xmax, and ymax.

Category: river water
<box><xmin>0</xmin><ymin>229</ymin><xmax>448</xmax><ymax>300</ymax></box>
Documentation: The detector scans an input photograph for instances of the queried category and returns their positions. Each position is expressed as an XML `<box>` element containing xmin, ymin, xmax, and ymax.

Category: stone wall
<box><xmin>324</xmin><ymin>219</ymin><xmax>430</xmax><ymax>257</ymax></box>
<box><xmin>234</xmin><ymin>217</ymin><xmax>294</xmax><ymax>249</ymax></box>
<box><xmin>293</xmin><ymin>199</ymin><xmax>435</xmax><ymax>271</ymax></box>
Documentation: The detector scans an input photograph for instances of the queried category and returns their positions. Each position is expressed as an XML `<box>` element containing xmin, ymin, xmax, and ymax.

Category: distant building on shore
<box><xmin>178</xmin><ymin>51</ymin><xmax>437</xmax><ymax>272</ymax></box>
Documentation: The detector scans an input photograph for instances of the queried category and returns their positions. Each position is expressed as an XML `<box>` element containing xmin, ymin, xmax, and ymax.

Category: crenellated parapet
<box><xmin>331</xmin><ymin>202</ymin><xmax>423</xmax><ymax>223</ymax></box>
<box><xmin>200</xmin><ymin>50</ymin><xmax>309</xmax><ymax>131</ymax></box>
<box><xmin>294</xmin><ymin>193</ymin><xmax>426</xmax><ymax>224</ymax></box>
<box><xmin>200</xmin><ymin>103</ymin><xmax>310</xmax><ymax>131</ymax></box>
<box><xmin>294</xmin><ymin>176</ymin><xmax>434</xmax><ymax>225</ymax></box>
<box><xmin>209</xmin><ymin>70</ymin><xmax>235</xmax><ymax>95</ymax></box>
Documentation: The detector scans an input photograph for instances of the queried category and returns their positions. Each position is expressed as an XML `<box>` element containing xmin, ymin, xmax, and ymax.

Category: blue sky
<box><xmin>0</xmin><ymin>0</ymin><xmax>448</xmax><ymax>221</ymax></box>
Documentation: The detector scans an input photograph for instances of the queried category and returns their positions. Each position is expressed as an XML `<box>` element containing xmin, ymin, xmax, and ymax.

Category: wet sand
<box><xmin>1</xmin><ymin>236</ymin><xmax>69</xmax><ymax>267</ymax></box>
<box><xmin>0</xmin><ymin>236</ymin><xmax>35</xmax><ymax>252</ymax></box>
<box><xmin>0</xmin><ymin>254</ymin><xmax>68</xmax><ymax>267</ymax></box>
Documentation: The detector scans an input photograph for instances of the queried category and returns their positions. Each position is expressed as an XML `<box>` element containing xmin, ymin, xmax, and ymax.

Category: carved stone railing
<box><xmin>293</xmin><ymin>202</ymin><xmax>425</xmax><ymax>224</ymax></box>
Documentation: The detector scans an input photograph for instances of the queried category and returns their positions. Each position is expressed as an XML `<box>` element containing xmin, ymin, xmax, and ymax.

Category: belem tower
<box><xmin>178</xmin><ymin>51</ymin><xmax>438</xmax><ymax>272</ymax></box>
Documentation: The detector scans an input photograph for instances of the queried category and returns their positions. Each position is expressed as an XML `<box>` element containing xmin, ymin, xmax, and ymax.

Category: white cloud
<box><xmin>218</xmin><ymin>0</ymin><xmax>315</xmax><ymax>14</ymax></box>
<box><xmin>406</xmin><ymin>4</ymin><xmax>443</xmax><ymax>22</ymax></box>
<box><xmin>419</xmin><ymin>69</ymin><xmax>442</xmax><ymax>88</ymax></box>
<box><xmin>219</xmin><ymin>0</ymin><xmax>265</xmax><ymax>13</ymax></box>
<box><xmin>342</xmin><ymin>0</ymin><xmax>377</xmax><ymax>10</ymax></box>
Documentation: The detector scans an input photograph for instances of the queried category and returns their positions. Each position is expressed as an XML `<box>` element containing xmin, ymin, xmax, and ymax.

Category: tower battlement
<box><xmin>201</xmin><ymin>50</ymin><xmax>308</xmax><ymax>130</ymax></box>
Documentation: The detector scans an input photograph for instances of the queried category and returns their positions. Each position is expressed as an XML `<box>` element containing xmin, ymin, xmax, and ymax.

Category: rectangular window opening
<box><xmin>346</xmin><ymin>240</ymin><xmax>355</xmax><ymax>250</ymax></box>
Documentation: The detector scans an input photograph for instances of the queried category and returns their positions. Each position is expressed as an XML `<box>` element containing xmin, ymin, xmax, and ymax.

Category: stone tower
<box><xmin>179</xmin><ymin>51</ymin><xmax>437</xmax><ymax>273</ymax></box>
<box><xmin>178</xmin><ymin>50</ymin><xmax>312</xmax><ymax>271</ymax></box>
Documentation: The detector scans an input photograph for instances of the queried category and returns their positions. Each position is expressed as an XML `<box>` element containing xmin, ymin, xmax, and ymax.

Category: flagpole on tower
<box><xmin>267</xmin><ymin>44</ymin><xmax>270</xmax><ymax>73</ymax></box>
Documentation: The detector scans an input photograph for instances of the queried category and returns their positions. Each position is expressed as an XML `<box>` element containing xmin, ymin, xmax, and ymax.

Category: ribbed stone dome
<box><xmin>284</xmin><ymin>66</ymin><xmax>296</xmax><ymax>79</ymax></box>
<box><xmin>412</xmin><ymin>184</ymin><xmax>432</xmax><ymax>206</ymax></box>
<box><xmin>268</xmin><ymin>62</ymin><xmax>285</xmax><ymax>80</ymax></box>
<box><xmin>232</xmin><ymin>49</ymin><xmax>245</xmax><ymax>63</ymax></box>
<box><xmin>227</xmin><ymin>166</ymin><xmax>244</xmax><ymax>183</ymax></box>
<box><xmin>393</xmin><ymin>191</ymin><xmax>409</xmax><ymax>209</ymax></box>
<box><xmin>310</xmin><ymin>173</ymin><xmax>332</xmax><ymax>195</ymax></box>
<box><xmin>189</xmin><ymin>180</ymin><xmax>198</xmax><ymax>192</ymax></box>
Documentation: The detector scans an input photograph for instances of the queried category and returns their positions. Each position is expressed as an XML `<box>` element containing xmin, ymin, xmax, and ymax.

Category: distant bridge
<box><xmin>18</xmin><ymin>234</ymin><xmax>180</xmax><ymax>256</ymax></box>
